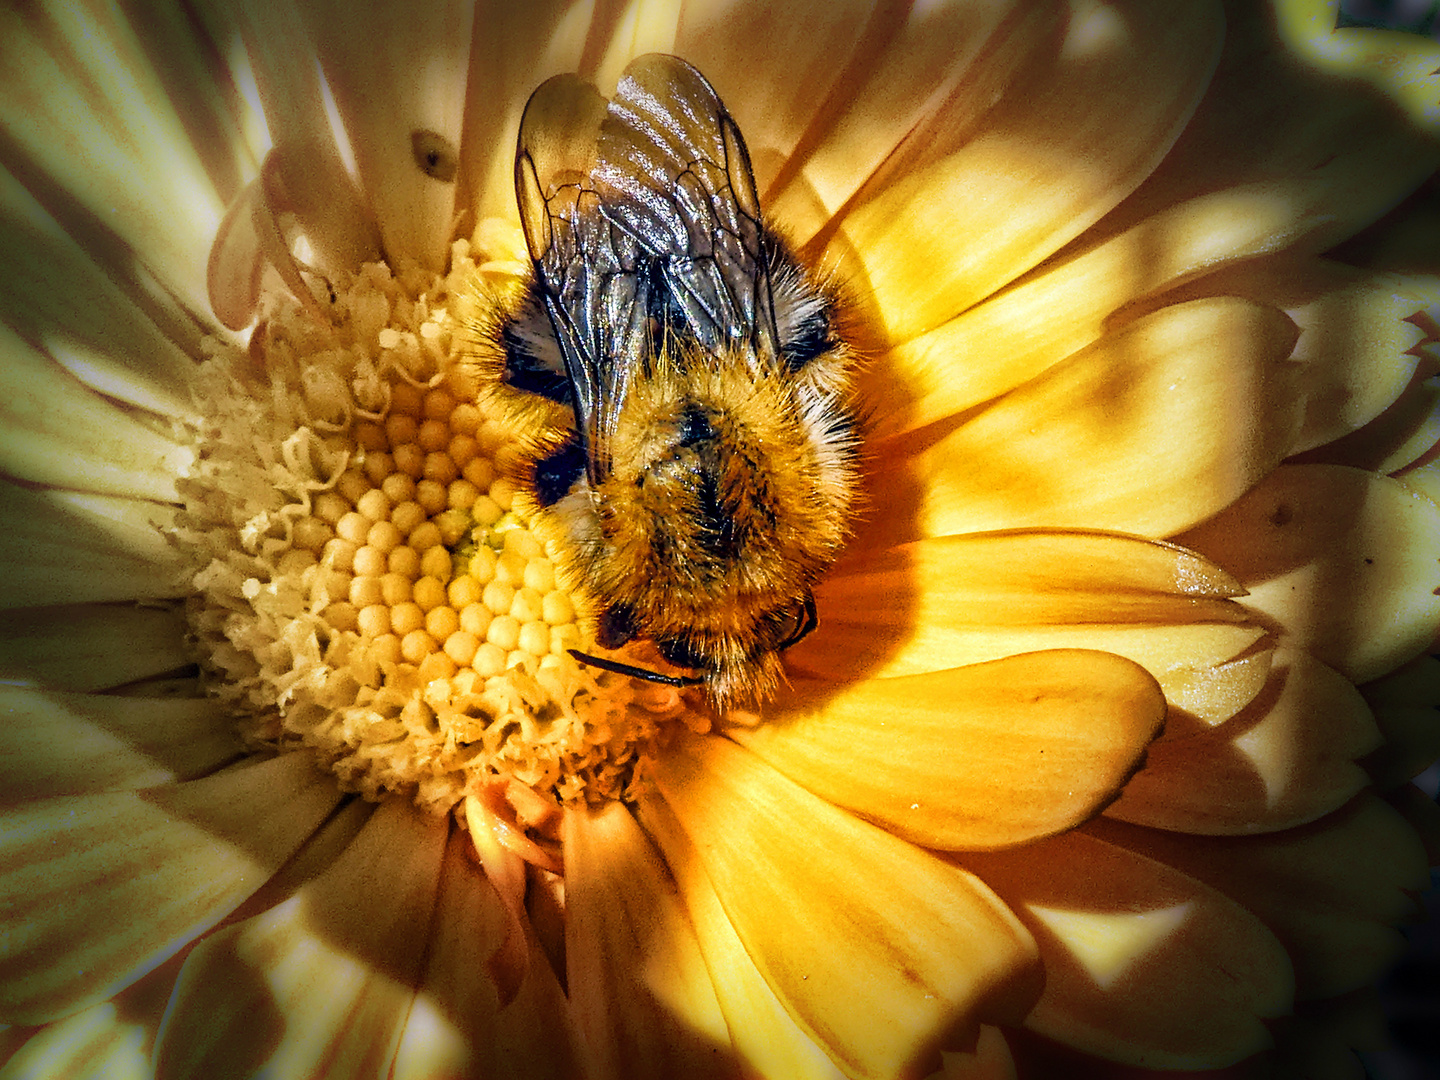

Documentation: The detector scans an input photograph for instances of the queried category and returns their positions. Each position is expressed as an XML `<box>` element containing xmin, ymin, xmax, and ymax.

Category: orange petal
<box><xmin>649</xmin><ymin>732</ymin><xmax>1040</xmax><ymax>1080</ymax></box>
<box><xmin>735</xmin><ymin>650</ymin><xmax>1164</xmax><ymax>851</ymax></box>
<box><xmin>0</xmin><ymin>603</ymin><xmax>189</xmax><ymax>692</ymax></box>
<box><xmin>563</xmin><ymin>800</ymin><xmax>736</xmax><ymax>1080</ymax></box>
<box><xmin>0</xmin><ymin>752</ymin><xmax>342</xmax><ymax>1024</ymax></box>
<box><xmin>1091</xmin><ymin>794</ymin><xmax>1431</xmax><ymax>1000</ymax></box>
<box><xmin>154</xmin><ymin>799</ymin><xmax>447</xmax><ymax>1079</ymax></box>
<box><xmin>1176</xmin><ymin>463</ymin><xmax>1440</xmax><ymax>682</ymax></box>
<box><xmin>956</xmin><ymin>831</ymin><xmax>1293</xmax><ymax>1070</ymax></box>
<box><xmin>833</xmin><ymin>0</ymin><xmax>1224</xmax><ymax>343</ymax></box>
<box><xmin>1105</xmin><ymin>649</ymin><xmax>1382</xmax><ymax>834</ymax></box>
<box><xmin>869</xmin><ymin>298</ymin><xmax>1302</xmax><ymax>543</ymax></box>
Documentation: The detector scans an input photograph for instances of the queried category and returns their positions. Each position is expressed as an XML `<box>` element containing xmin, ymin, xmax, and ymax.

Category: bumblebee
<box><xmin>465</xmin><ymin>53</ymin><xmax>858</xmax><ymax>705</ymax></box>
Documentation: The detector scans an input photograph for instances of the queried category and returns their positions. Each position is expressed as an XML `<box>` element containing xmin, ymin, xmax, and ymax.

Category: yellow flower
<box><xmin>1</xmin><ymin>1</ymin><xmax>1439</xmax><ymax>1078</ymax></box>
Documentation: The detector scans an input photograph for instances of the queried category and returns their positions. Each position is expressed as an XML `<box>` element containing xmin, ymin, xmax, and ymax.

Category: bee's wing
<box><xmin>594</xmin><ymin>54</ymin><xmax>780</xmax><ymax>358</ymax></box>
<box><xmin>514</xmin><ymin>74</ymin><xmax>653</xmax><ymax>485</ymax></box>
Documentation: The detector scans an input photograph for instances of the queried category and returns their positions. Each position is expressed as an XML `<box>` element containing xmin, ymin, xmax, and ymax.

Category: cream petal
<box><xmin>0</xmin><ymin>752</ymin><xmax>341</xmax><ymax>1024</ymax></box>
<box><xmin>633</xmin><ymin>795</ymin><xmax>849</xmax><ymax>1080</ymax></box>
<box><xmin>869</xmin><ymin>297</ymin><xmax>1303</xmax><ymax>544</ymax></box>
<box><xmin>1360</xmin><ymin>655</ymin><xmax>1440</xmax><ymax>789</ymax></box>
<box><xmin>1091</xmin><ymin>794</ymin><xmax>1430</xmax><ymax>1000</ymax></box>
<box><xmin>0</xmin><ymin>326</ymin><xmax>190</xmax><ymax>502</ymax></box>
<box><xmin>930</xmin><ymin>1029</ymin><xmax>1017</xmax><ymax>1080</ymax></box>
<box><xmin>390</xmin><ymin>830</ymin><xmax>582</xmax><ymax>1080</ymax></box>
<box><xmin>1304</xmin><ymin>365</ymin><xmax>1440</xmax><ymax>475</ymax></box>
<box><xmin>0</xmin><ymin>4</ymin><xmax>229</xmax><ymax>322</ymax></box>
<box><xmin>1176</xmin><ymin>464</ymin><xmax>1440</xmax><ymax>683</ymax></box>
<box><xmin>296</xmin><ymin>0</ymin><xmax>474</xmax><ymax>271</ymax></box>
<box><xmin>0</xmin><ymin>603</ymin><xmax>189</xmax><ymax>692</ymax></box>
<box><xmin>955</xmin><ymin>831</ymin><xmax>1293</xmax><ymax>1070</ymax></box>
<box><xmin>649</xmin><ymin>732</ymin><xmax>1040</xmax><ymax>1080</ymax></box>
<box><xmin>0</xmin><ymin>686</ymin><xmax>241</xmax><ymax>800</ymax></box>
<box><xmin>563</xmin><ymin>800</ymin><xmax>736</xmax><ymax>1080</ymax></box>
<box><xmin>154</xmin><ymin>799</ymin><xmax>447</xmax><ymax>1080</ymax></box>
<box><xmin>0</xmin><ymin>1003</ymin><xmax>149</xmax><ymax>1080</ymax></box>
<box><xmin>1104</xmin><ymin>649</ymin><xmax>1382</xmax><ymax>835</ymax></box>
<box><xmin>832</xmin><ymin>0</ymin><xmax>1223</xmax><ymax>345</ymax></box>
<box><xmin>0</xmin><ymin>483</ymin><xmax>183</xmax><ymax>609</ymax></box>
<box><xmin>735</xmin><ymin>650</ymin><xmax>1164</xmax><ymax>851</ymax></box>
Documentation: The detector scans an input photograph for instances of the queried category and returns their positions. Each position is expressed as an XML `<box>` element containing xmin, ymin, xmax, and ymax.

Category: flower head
<box><xmin>2</xmin><ymin>1</ymin><xmax>1439</xmax><ymax>1078</ymax></box>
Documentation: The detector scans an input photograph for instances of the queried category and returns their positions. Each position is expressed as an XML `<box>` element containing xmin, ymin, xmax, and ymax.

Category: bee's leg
<box><xmin>777</xmin><ymin>592</ymin><xmax>818</xmax><ymax>651</ymax></box>
<box><xmin>568</xmin><ymin>650</ymin><xmax>706</xmax><ymax>687</ymax></box>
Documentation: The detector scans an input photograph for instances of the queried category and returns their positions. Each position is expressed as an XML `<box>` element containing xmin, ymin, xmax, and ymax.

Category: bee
<box><xmin>464</xmin><ymin>53</ymin><xmax>858</xmax><ymax>705</ymax></box>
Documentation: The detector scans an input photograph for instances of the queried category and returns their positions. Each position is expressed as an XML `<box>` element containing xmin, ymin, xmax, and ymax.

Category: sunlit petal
<box><xmin>833</xmin><ymin>0</ymin><xmax>1223</xmax><ymax>343</ymax></box>
<box><xmin>564</xmin><ymin>800</ymin><xmax>736</xmax><ymax>1080</ymax></box>
<box><xmin>1177</xmin><ymin>463</ymin><xmax>1440</xmax><ymax>682</ymax></box>
<box><xmin>957</xmin><ymin>830</ymin><xmax>1293</xmax><ymax>1070</ymax></box>
<box><xmin>869</xmin><ymin>298</ymin><xmax>1303</xmax><ymax>544</ymax></box>
<box><xmin>1105</xmin><ymin>648</ymin><xmax>1383</xmax><ymax>834</ymax></box>
<box><xmin>1092</xmin><ymin>794</ymin><xmax>1431</xmax><ymax>1000</ymax></box>
<box><xmin>0</xmin><ymin>687</ymin><xmax>241</xmax><ymax>800</ymax></box>
<box><xmin>649</xmin><ymin>732</ymin><xmax>1039</xmax><ymax>1080</ymax></box>
<box><xmin>736</xmin><ymin>651</ymin><xmax>1164</xmax><ymax>850</ymax></box>
<box><xmin>154</xmin><ymin>800</ymin><xmax>447</xmax><ymax>1079</ymax></box>
<box><xmin>0</xmin><ymin>752</ymin><xmax>341</xmax><ymax>1024</ymax></box>
<box><xmin>0</xmin><ymin>603</ymin><xmax>188</xmax><ymax>692</ymax></box>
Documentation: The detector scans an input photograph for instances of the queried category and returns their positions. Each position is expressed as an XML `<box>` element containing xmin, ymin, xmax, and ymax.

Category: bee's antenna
<box><xmin>568</xmin><ymin>649</ymin><xmax>706</xmax><ymax>688</ymax></box>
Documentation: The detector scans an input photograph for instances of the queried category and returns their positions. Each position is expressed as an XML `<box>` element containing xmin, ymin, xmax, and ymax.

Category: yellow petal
<box><xmin>736</xmin><ymin>650</ymin><xmax>1164</xmax><ymax>850</ymax></box>
<box><xmin>649</xmin><ymin>732</ymin><xmax>1040</xmax><ymax>1080</ymax></box>
<box><xmin>869</xmin><ymin>297</ymin><xmax>1302</xmax><ymax>543</ymax></box>
<box><xmin>0</xmin><ymin>752</ymin><xmax>342</xmax><ymax>1024</ymax></box>
<box><xmin>1092</xmin><ymin>794</ymin><xmax>1430</xmax><ymax>1000</ymax></box>
<box><xmin>0</xmin><ymin>4</ymin><xmax>228</xmax><ymax>321</ymax></box>
<box><xmin>0</xmin><ymin>603</ymin><xmax>189</xmax><ymax>692</ymax></box>
<box><xmin>298</xmin><ymin>0</ymin><xmax>473</xmax><ymax>270</ymax></box>
<box><xmin>833</xmin><ymin>0</ymin><xmax>1224</xmax><ymax>343</ymax></box>
<box><xmin>390</xmin><ymin>830</ymin><xmax>582</xmax><ymax>1080</ymax></box>
<box><xmin>1104</xmin><ymin>648</ymin><xmax>1382</xmax><ymax>834</ymax></box>
<box><xmin>154</xmin><ymin>799</ymin><xmax>447</xmax><ymax>1079</ymax></box>
<box><xmin>0</xmin><ymin>686</ymin><xmax>241</xmax><ymax>799</ymax></box>
<box><xmin>633</xmin><ymin>795</ymin><xmax>849</xmax><ymax>1080</ymax></box>
<box><xmin>956</xmin><ymin>830</ymin><xmax>1293</xmax><ymax>1069</ymax></box>
<box><xmin>564</xmin><ymin>800</ymin><xmax>736</xmax><ymax>1080</ymax></box>
<box><xmin>1176</xmin><ymin>463</ymin><xmax>1440</xmax><ymax>682</ymax></box>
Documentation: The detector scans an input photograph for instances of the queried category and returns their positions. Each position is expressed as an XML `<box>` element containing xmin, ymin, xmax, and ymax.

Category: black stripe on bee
<box><xmin>531</xmin><ymin>437</ymin><xmax>586</xmax><ymax>507</ymax></box>
<box><xmin>501</xmin><ymin>318</ymin><xmax>573</xmax><ymax>405</ymax></box>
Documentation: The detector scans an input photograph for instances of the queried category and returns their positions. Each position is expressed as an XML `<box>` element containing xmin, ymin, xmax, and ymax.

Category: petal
<box><xmin>390</xmin><ymin>830</ymin><xmax>582</xmax><ymax>1080</ymax></box>
<box><xmin>869</xmin><ymin>298</ymin><xmax>1303</xmax><ymax>543</ymax></box>
<box><xmin>0</xmin><ymin>603</ymin><xmax>190</xmax><ymax>692</ymax></box>
<box><xmin>0</xmin><ymin>686</ymin><xmax>242</xmax><ymax>800</ymax></box>
<box><xmin>1176</xmin><ymin>463</ymin><xmax>1440</xmax><ymax>683</ymax></box>
<box><xmin>832</xmin><ymin>0</ymin><xmax>1223</xmax><ymax>343</ymax></box>
<box><xmin>1359</xmin><ymin>655</ymin><xmax>1440</xmax><ymax>789</ymax></box>
<box><xmin>297</xmin><ymin>0</ymin><xmax>475</xmax><ymax>270</ymax></box>
<box><xmin>734</xmin><ymin>650</ymin><xmax>1164</xmax><ymax>851</ymax></box>
<box><xmin>0</xmin><ymin>3</ymin><xmax>229</xmax><ymax>321</ymax></box>
<box><xmin>0</xmin><ymin>752</ymin><xmax>342</xmax><ymax>1024</ymax></box>
<box><xmin>1104</xmin><ymin>649</ymin><xmax>1383</xmax><ymax>834</ymax></box>
<box><xmin>564</xmin><ymin>800</ymin><xmax>736</xmax><ymax>1080</ymax></box>
<box><xmin>956</xmin><ymin>831</ymin><xmax>1294</xmax><ymax>1070</ymax></box>
<box><xmin>154</xmin><ymin>799</ymin><xmax>447</xmax><ymax>1080</ymax></box>
<box><xmin>1090</xmin><ymin>794</ymin><xmax>1431</xmax><ymax>1000</ymax></box>
<box><xmin>648</xmin><ymin>733</ymin><xmax>1040</xmax><ymax>1080</ymax></box>
<box><xmin>633</xmin><ymin>795</ymin><xmax>849</xmax><ymax>1080</ymax></box>
<box><xmin>0</xmin><ymin>484</ymin><xmax>183</xmax><ymax>609</ymax></box>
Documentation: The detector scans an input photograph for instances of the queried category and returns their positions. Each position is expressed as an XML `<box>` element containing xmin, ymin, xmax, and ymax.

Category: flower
<box><xmin>2</xmin><ymin>0</ymin><xmax>1439</xmax><ymax>1078</ymax></box>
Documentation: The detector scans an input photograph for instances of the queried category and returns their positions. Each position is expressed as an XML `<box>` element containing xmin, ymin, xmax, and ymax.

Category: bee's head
<box><xmin>570</xmin><ymin>351</ymin><xmax>856</xmax><ymax>702</ymax></box>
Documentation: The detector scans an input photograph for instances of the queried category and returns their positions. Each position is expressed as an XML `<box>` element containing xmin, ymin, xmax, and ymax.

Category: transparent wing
<box><xmin>593</xmin><ymin>54</ymin><xmax>779</xmax><ymax>358</ymax></box>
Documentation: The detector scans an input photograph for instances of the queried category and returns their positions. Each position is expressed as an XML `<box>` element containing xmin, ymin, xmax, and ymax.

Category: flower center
<box><xmin>175</xmin><ymin>236</ymin><xmax>687</xmax><ymax>835</ymax></box>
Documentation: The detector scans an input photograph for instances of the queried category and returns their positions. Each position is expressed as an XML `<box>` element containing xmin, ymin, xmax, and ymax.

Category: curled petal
<box><xmin>1105</xmin><ymin>649</ymin><xmax>1383</xmax><ymax>834</ymax></box>
<box><xmin>736</xmin><ymin>650</ymin><xmax>1165</xmax><ymax>850</ymax></box>
<box><xmin>563</xmin><ymin>800</ymin><xmax>736</xmax><ymax>1080</ymax></box>
<box><xmin>956</xmin><ymin>831</ymin><xmax>1294</xmax><ymax>1070</ymax></box>
<box><xmin>1176</xmin><ymin>463</ymin><xmax>1440</xmax><ymax>682</ymax></box>
<box><xmin>0</xmin><ymin>753</ymin><xmax>341</xmax><ymax>1024</ymax></box>
<box><xmin>154</xmin><ymin>800</ymin><xmax>447</xmax><ymax>1079</ymax></box>
<box><xmin>649</xmin><ymin>732</ymin><xmax>1040</xmax><ymax>1080</ymax></box>
<box><xmin>870</xmin><ymin>298</ymin><xmax>1303</xmax><ymax>543</ymax></box>
<box><xmin>0</xmin><ymin>603</ymin><xmax>189</xmax><ymax>692</ymax></box>
<box><xmin>1091</xmin><ymin>795</ymin><xmax>1431</xmax><ymax>1000</ymax></box>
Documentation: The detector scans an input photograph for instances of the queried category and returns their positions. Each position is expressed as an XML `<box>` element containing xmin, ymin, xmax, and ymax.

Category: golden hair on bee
<box><xmin>459</xmin><ymin>53</ymin><xmax>860</xmax><ymax>705</ymax></box>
